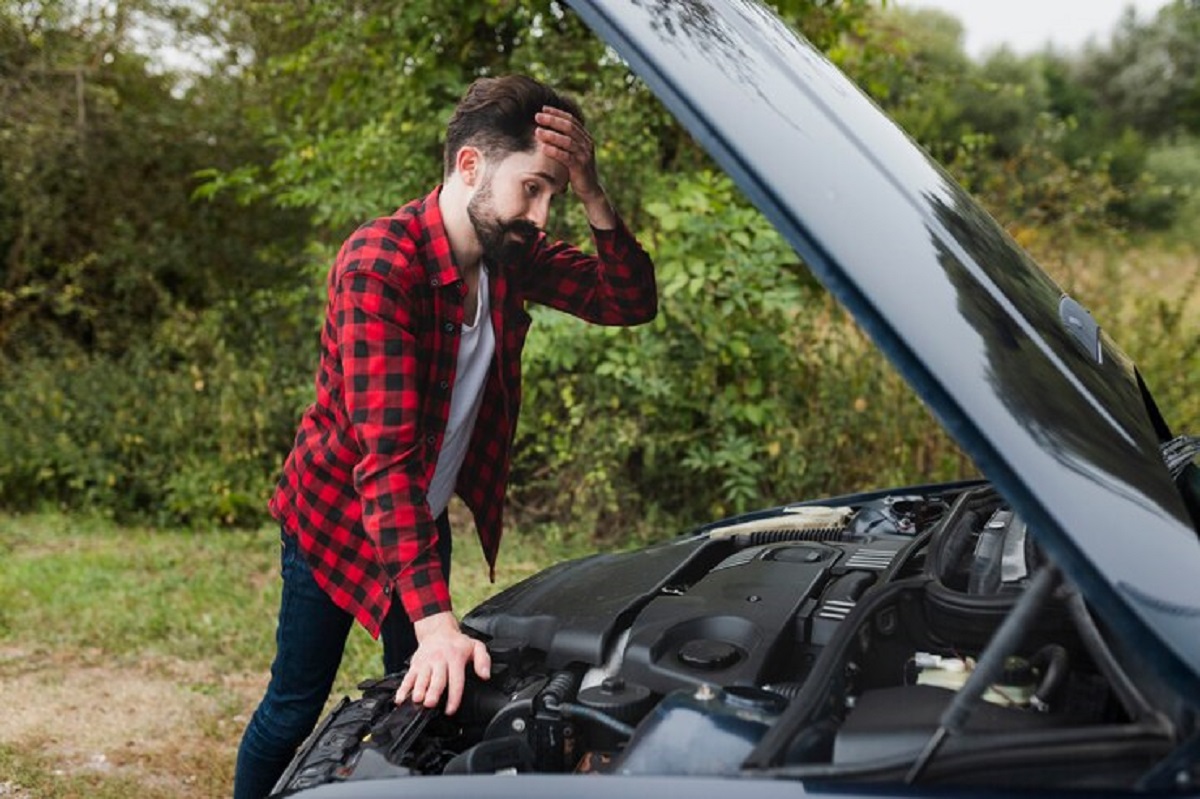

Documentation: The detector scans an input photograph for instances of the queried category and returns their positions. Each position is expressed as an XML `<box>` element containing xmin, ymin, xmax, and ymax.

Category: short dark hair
<box><xmin>443</xmin><ymin>75</ymin><xmax>585</xmax><ymax>178</ymax></box>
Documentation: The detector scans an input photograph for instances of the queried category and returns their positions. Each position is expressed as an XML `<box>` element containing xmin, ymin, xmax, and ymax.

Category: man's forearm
<box><xmin>580</xmin><ymin>188</ymin><xmax>616</xmax><ymax>231</ymax></box>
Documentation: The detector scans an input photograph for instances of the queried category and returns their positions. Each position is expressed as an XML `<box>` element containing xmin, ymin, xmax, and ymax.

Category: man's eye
<box><xmin>526</xmin><ymin>183</ymin><xmax>540</xmax><ymax>197</ymax></box>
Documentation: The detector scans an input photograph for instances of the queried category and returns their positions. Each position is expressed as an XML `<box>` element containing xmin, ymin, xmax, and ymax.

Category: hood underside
<box><xmin>564</xmin><ymin>0</ymin><xmax>1200</xmax><ymax>694</ymax></box>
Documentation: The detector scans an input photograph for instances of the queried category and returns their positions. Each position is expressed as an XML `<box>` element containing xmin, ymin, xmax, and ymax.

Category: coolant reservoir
<box><xmin>612</xmin><ymin>684</ymin><xmax>784</xmax><ymax>775</ymax></box>
<box><xmin>913</xmin><ymin>652</ymin><xmax>1036</xmax><ymax>707</ymax></box>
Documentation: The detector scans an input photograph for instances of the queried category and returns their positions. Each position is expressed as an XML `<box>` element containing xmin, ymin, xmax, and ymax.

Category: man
<box><xmin>233</xmin><ymin>75</ymin><xmax>657</xmax><ymax>798</ymax></box>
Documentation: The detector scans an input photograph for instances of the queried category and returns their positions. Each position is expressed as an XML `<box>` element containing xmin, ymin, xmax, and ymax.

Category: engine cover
<box><xmin>619</xmin><ymin>543</ymin><xmax>835</xmax><ymax>693</ymax></box>
<box><xmin>468</xmin><ymin>515</ymin><xmax>912</xmax><ymax>700</ymax></box>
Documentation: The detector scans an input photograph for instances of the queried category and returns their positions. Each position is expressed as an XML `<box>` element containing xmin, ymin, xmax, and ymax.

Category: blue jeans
<box><xmin>233</xmin><ymin>515</ymin><xmax>452</xmax><ymax>799</ymax></box>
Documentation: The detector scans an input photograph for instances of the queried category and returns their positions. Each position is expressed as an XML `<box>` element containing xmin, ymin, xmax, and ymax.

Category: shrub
<box><xmin>511</xmin><ymin>172</ymin><xmax>972</xmax><ymax>539</ymax></box>
<box><xmin>0</xmin><ymin>285</ymin><xmax>318</xmax><ymax>527</ymax></box>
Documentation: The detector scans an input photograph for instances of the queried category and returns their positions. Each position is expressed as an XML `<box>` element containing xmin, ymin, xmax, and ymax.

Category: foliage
<box><xmin>513</xmin><ymin>172</ymin><xmax>972</xmax><ymax>533</ymax></box>
<box><xmin>0</xmin><ymin>1</ymin><xmax>308</xmax><ymax>360</ymax></box>
<box><xmin>202</xmin><ymin>0</ymin><xmax>635</xmax><ymax>233</ymax></box>
<box><xmin>1</xmin><ymin>0</ymin><xmax>1198</xmax><ymax>536</ymax></box>
<box><xmin>200</xmin><ymin>0</ymin><xmax>879</xmax><ymax>237</ymax></box>
<box><xmin>0</xmin><ymin>0</ymin><xmax>312</xmax><ymax>525</ymax></box>
<box><xmin>845</xmin><ymin>6</ymin><xmax>973</xmax><ymax>159</ymax></box>
<box><xmin>857</xmin><ymin>3</ymin><xmax>1198</xmax><ymax>233</ymax></box>
<box><xmin>0</xmin><ymin>277</ymin><xmax>319</xmax><ymax>526</ymax></box>
<box><xmin>1075</xmin><ymin>0</ymin><xmax>1200</xmax><ymax>139</ymax></box>
<box><xmin>947</xmin><ymin>115</ymin><xmax>1125</xmax><ymax>251</ymax></box>
<box><xmin>1141</xmin><ymin>136</ymin><xmax>1200</xmax><ymax>236</ymax></box>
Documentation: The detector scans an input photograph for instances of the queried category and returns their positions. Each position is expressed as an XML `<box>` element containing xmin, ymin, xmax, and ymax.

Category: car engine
<box><xmin>271</xmin><ymin>484</ymin><xmax>1185</xmax><ymax>795</ymax></box>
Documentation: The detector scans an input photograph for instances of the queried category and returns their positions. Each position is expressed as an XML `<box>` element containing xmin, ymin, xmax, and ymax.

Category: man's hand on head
<box><xmin>534</xmin><ymin>106</ymin><xmax>616</xmax><ymax>229</ymax></box>
<box><xmin>534</xmin><ymin>105</ymin><xmax>600</xmax><ymax>199</ymax></box>
<box><xmin>395</xmin><ymin>611</ymin><xmax>491</xmax><ymax>716</ymax></box>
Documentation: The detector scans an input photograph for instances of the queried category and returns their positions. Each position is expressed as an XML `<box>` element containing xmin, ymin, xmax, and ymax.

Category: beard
<box><xmin>467</xmin><ymin>176</ymin><xmax>540</xmax><ymax>263</ymax></box>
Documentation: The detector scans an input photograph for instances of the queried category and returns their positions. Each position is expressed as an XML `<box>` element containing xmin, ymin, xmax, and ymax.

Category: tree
<box><xmin>0</xmin><ymin>0</ymin><xmax>307</xmax><ymax>358</ymax></box>
<box><xmin>1076</xmin><ymin>0</ymin><xmax>1200</xmax><ymax>138</ymax></box>
<box><xmin>202</xmin><ymin>0</ymin><xmax>879</xmax><ymax>237</ymax></box>
<box><xmin>0</xmin><ymin>1</ymin><xmax>314</xmax><ymax>525</ymax></box>
<box><xmin>855</xmin><ymin>7</ymin><xmax>965</xmax><ymax>144</ymax></box>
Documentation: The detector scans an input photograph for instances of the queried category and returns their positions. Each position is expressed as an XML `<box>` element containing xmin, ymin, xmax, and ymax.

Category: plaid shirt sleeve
<box><xmin>519</xmin><ymin>215</ymin><xmax>658</xmax><ymax>323</ymax></box>
<box><xmin>334</xmin><ymin>266</ymin><xmax>452</xmax><ymax>623</ymax></box>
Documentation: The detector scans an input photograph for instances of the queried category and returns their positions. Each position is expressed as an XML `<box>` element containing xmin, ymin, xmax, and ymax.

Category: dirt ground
<box><xmin>0</xmin><ymin>645</ymin><xmax>260</xmax><ymax>798</ymax></box>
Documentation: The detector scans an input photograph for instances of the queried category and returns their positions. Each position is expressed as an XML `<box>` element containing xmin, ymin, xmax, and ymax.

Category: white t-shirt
<box><xmin>427</xmin><ymin>267</ymin><xmax>495</xmax><ymax>517</ymax></box>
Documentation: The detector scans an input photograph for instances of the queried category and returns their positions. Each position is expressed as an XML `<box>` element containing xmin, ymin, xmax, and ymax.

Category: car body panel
<box><xmin>563</xmin><ymin>0</ymin><xmax>1200</xmax><ymax>697</ymax></box>
<box><xmin>283</xmin><ymin>771</ymin><xmax>1168</xmax><ymax>799</ymax></box>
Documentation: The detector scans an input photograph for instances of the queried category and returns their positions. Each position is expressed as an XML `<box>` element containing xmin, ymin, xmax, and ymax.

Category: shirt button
<box><xmin>430</xmin><ymin>277</ymin><xmax>440</xmax><ymax>287</ymax></box>
<box><xmin>383</xmin><ymin>584</ymin><xmax>391</xmax><ymax>595</ymax></box>
<box><xmin>439</xmin><ymin>380</ymin><xmax>449</xmax><ymax>391</ymax></box>
<box><xmin>443</xmin><ymin>322</ymin><xmax>455</xmax><ymax>333</ymax></box>
<box><xmin>425</xmin><ymin>434</ymin><xmax>436</xmax><ymax>445</ymax></box>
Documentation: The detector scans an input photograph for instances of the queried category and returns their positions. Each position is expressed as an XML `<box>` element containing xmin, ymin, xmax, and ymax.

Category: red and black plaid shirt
<box><xmin>270</xmin><ymin>187</ymin><xmax>657</xmax><ymax>636</ymax></box>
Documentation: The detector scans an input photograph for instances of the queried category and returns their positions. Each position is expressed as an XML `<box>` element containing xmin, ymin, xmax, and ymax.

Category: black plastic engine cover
<box><xmin>619</xmin><ymin>543</ymin><xmax>835</xmax><ymax>694</ymax></box>
<box><xmin>467</xmin><ymin>532</ymin><xmax>909</xmax><ymax>696</ymax></box>
<box><xmin>463</xmin><ymin>537</ymin><xmax>710</xmax><ymax>668</ymax></box>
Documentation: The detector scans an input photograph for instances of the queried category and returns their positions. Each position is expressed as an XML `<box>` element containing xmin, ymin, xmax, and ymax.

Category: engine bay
<box><xmin>272</xmin><ymin>485</ymin><xmax>1189</xmax><ymax>795</ymax></box>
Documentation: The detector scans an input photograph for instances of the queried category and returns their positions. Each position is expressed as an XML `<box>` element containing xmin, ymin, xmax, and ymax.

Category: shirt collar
<box><xmin>417</xmin><ymin>185</ymin><xmax>463</xmax><ymax>290</ymax></box>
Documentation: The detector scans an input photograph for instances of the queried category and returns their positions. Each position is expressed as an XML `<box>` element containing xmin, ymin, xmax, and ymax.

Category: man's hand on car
<box><xmin>394</xmin><ymin>611</ymin><xmax>491</xmax><ymax>715</ymax></box>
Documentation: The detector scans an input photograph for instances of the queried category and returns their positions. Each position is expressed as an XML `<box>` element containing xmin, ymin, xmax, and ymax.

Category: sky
<box><xmin>904</xmin><ymin>0</ymin><xmax>1170</xmax><ymax>59</ymax></box>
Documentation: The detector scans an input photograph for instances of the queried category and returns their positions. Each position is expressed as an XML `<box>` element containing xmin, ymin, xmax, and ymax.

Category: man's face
<box><xmin>467</xmin><ymin>147</ymin><xmax>568</xmax><ymax>263</ymax></box>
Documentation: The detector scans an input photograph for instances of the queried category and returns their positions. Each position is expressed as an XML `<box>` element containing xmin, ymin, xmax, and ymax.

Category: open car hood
<box><xmin>565</xmin><ymin>0</ymin><xmax>1200</xmax><ymax>697</ymax></box>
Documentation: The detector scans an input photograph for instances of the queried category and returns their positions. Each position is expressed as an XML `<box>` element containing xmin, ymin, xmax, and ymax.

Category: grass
<box><xmin>0</xmin><ymin>514</ymin><xmax>280</xmax><ymax>672</ymax></box>
<box><xmin>1029</xmin><ymin>237</ymin><xmax>1200</xmax><ymax>431</ymax></box>
<box><xmin>0</xmin><ymin>507</ymin><xmax>597</xmax><ymax>797</ymax></box>
<box><xmin>0</xmin><ymin>744</ymin><xmax>179</xmax><ymax>799</ymax></box>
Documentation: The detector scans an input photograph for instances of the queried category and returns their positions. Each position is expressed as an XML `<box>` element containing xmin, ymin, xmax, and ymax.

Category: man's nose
<box><xmin>526</xmin><ymin>197</ymin><xmax>552</xmax><ymax>229</ymax></box>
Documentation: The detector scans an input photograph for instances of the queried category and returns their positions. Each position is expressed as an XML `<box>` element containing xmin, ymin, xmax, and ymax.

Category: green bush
<box><xmin>512</xmin><ymin>172</ymin><xmax>972</xmax><ymax>538</ymax></box>
<box><xmin>3</xmin><ymin>177</ymin><xmax>1192</xmax><ymax>541</ymax></box>
<box><xmin>0</xmin><ymin>285</ymin><xmax>318</xmax><ymax>527</ymax></box>
<box><xmin>1142</xmin><ymin>137</ymin><xmax>1200</xmax><ymax>237</ymax></box>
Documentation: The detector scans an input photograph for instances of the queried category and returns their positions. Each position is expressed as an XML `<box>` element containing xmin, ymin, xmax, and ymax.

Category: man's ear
<box><xmin>455</xmin><ymin>146</ymin><xmax>484</xmax><ymax>187</ymax></box>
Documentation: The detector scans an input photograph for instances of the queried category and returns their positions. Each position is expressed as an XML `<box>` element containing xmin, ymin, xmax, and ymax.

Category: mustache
<box><xmin>501</xmin><ymin>219</ymin><xmax>540</xmax><ymax>242</ymax></box>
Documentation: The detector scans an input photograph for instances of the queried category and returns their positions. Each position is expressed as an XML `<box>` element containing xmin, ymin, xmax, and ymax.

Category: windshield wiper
<box><xmin>1160</xmin><ymin>434</ymin><xmax>1200</xmax><ymax>535</ymax></box>
<box><xmin>1161</xmin><ymin>435</ymin><xmax>1200</xmax><ymax>480</ymax></box>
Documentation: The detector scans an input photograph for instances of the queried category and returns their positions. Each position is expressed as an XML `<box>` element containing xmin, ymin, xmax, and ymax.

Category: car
<box><xmin>269</xmin><ymin>0</ymin><xmax>1200</xmax><ymax>795</ymax></box>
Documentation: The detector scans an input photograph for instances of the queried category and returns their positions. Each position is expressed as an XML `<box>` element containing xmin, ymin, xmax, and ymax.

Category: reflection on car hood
<box><xmin>566</xmin><ymin>0</ymin><xmax>1200</xmax><ymax>695</ymax></box>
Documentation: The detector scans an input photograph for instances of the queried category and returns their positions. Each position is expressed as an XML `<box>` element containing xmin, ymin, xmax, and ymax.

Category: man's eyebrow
<box><xmin>530</xmin><ymin>170</ymin><xmax>568</xmax><ymax>193</ymax></box>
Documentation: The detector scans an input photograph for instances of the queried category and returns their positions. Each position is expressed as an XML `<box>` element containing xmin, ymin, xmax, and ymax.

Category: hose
<box><xmin>557</xmin><ymin>702</ymin><xmax>636</xmax><ymax>738</ymax></box>
<box><xmin>1029</xmin><ymin>644</ymin><xmax>1069</xmax><ymax>712</ymax></box>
